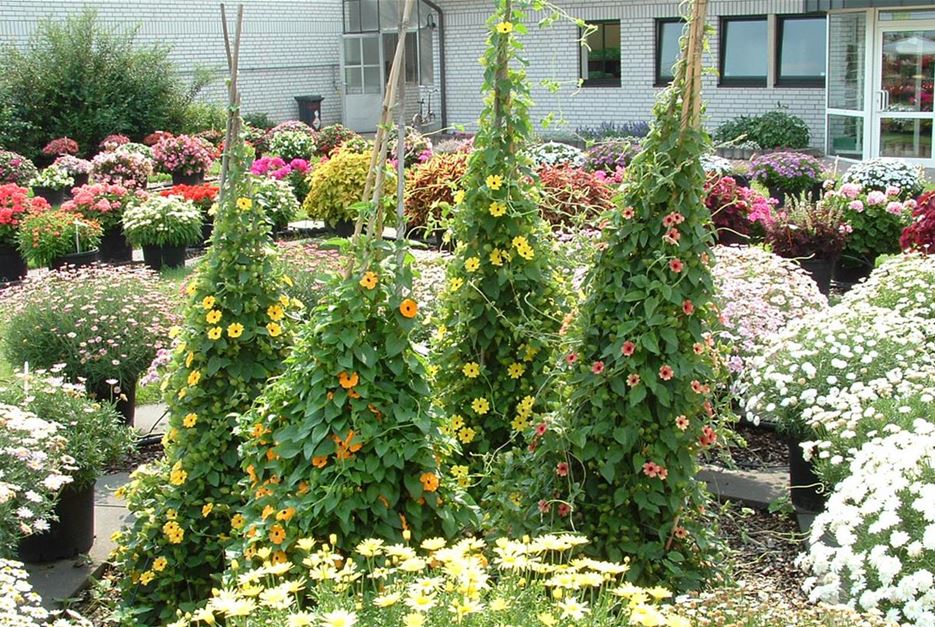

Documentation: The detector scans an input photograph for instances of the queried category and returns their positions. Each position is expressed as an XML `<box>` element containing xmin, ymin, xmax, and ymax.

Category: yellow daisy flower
<box><xmin>206</xmin><ymin>309</ymin><xmax>222</xmax><ymax>324</ymax></box>
<box><xmin>187</xmin><ymin>370</ymin><xmax>201</xmax><ymax>386</ymax></box>
<box><xmin>486</xmin><ymin>174</ymin><xmax>504</xmax><ymax>190</ymax></box>
<box><xmin>489</xmin><ymin>201</ymin><xmax>507</xmax><ymax>217</ymax></box>
<box><xmin>207</xmin><ymin>326</ymin><xmax>222</xmax><ymax>340</ymax></box>
<box><xmin>266</xmin><ymin>322</ymin><xmax>282</xmax><ymax>337</ymax></box>
<box><xmin>471</xmin><ymin>397</ymin><xmax>490</xmax><ymax>415</ymax></box>
<box><xmin>507</xmin><ymin>362</ymin><xmax>526</xmax><ymax>379</ymax></box>
<box><xmin>465</xmin><ymin>257</ymin><xmax>481</xmax><ymax>272</ymax></box>
<box><xmin>237</xmin><ymin>197</ymin><xmax>252</xmax><ymax>210</ymax></box>
<box><xmin>152</xmin><ymin>557</ymin><xmax>167</xmax><ymax>572</ymax></box>
<box><xmin>228</xmin><ymin>323</ymin><xmax>244</xmax><ymax>338</ymax></box>
<box><xmin>462</xmin><ymin>362</ymin><xmax>480</xmax><ymax>378</ymax></box>
<box><xmin>496</xmin><ymin>21</ymin><xmax>513</xmax><ymax>34</ymax></box>
<box><xmin>202</xmin><ymin>296</ymin><xmax>215</xmax><ymax>310</ymax></box>
<box><xmin>453</xmin><ymin>189</ymin><xmax>466</xmax><ymax>205</ymax></box>
<box><xmin>183</xmin><ymin>412</ymin><xmax>197</xmax><ymax>428</ymax></box>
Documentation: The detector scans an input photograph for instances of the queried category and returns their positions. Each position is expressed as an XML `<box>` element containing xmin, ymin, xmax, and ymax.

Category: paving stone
<box><xmin>699</xmin><ymin>464</ymin><xmax>787</xmax><ymax>510</ymax></box>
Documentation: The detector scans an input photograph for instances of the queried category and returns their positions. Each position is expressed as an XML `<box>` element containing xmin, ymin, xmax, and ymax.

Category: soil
<box><xmin>104</xmin><ymin>439</ymin><xmax>164</xmax><ymax>475</ymax></box>
<box><xmin>719</xmin><ymin>422</ymin><xmax>788</xmax><ymax>470</ymax></box>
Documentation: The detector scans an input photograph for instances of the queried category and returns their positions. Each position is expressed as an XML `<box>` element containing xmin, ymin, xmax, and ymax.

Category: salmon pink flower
<box><xmin>669</xmin><ymin>259</ymin><xmax>684</xmax><ymax>273</ymax></box>
<box><xmin>591</xmin><ymin>360</ymin><xmax>605</xmax><ymax>374</ymax></box>
<box><xmin>658</xmin><ymin>365</ymin><xmax>674</xmax><ymax>381</ymax></box>
<box><xmin>621</xmin><ymin>340</ymin><xmax>636</xmax><ymax>356</ymax></box>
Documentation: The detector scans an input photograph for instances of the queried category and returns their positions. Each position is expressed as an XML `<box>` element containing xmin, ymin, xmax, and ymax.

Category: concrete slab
<box><xmin>699</xmin><ymin>464</ymin><xmax>787</xmax><ymax>510</ymax></box>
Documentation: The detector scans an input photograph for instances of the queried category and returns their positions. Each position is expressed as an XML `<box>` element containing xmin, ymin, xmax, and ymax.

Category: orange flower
<box><xmin>348</xmin><ymin>389</ymin><xmax>361</xmax><ymax>399</ymax></box>
<box><xmin>359</xmin><ymin>271</ymin><xmax>378</xmax><ymax>290</ymax></box>
<box><xmin>276</xmin><ymin>507</ymin><xmax>296</xmax><ymax>522</ymax></box>
<box><xmin>297</xmin><ymin>481</ymin><xmax>310</xmax><ymax>495</ymax></box>
<box><xmin>262</xmin><ymin>505</ymin><xmax>275</xmax><ymax>520</ymax></box>
<box><xmin>420</xmin><ymin>472</ymin><xmax>439</xmax><ymax>493</ymax></box>
<box><xmin>269</xmin><ymin>524</ymin><xmax>286</xmax><ymax>545</ymax></box>
<box><xmin>338</xmin><ymin>371</ymin><xmax>359</xmax><ymax>389</ymax></box>
<box><xmin>266</xmin><ymin>448</ymin><xmax>279</xmax><ymax>462</ymax></box>
<box><xmin>272</xmin><ymin>550</ymin><xmax>288</xmax><ymax>565</ymax></box>
<box><xmin>399</xmin><ymin>298</ymin><xmax>418</xmax><ymax>319</ymax></box>
<box><xmin>250</xmin><ymin>423</ymin><xmax>266</xmax><ymax>438</ymax></box>
<box><xmin>312</xmin><ymin>456</ymin><xmax>328</xmax><ymax>469</ymax></box>
<box><xmin>332</xmin><ymin>430</ymin><xmax>362</xmax><ymax>460</ymax></box>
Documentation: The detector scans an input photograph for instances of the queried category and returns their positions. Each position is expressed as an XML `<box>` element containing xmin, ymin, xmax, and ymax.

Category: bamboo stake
<box><xmin>218</xmin><ymin>4</ymin><xmax>244</xmax><ymax>202</ymax></box>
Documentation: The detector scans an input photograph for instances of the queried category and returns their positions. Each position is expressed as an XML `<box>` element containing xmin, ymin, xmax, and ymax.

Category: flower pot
<box><xmin>199</xmin><ymin>221</ymin><xmax>214</xmax><ymax>248</ymax></box>
<box><xmin>834</xmin><ymin>257</ymin><xmax>874</xmax><ymax>290</ymax></box>
<box><xmin>99</xmin><ymin>227</ymin><xmax>133</xmax><ymax>262</ymax></box>
<box><xmin>172</xmin><ymin>171</ymin><xmax>206</xmax><ymax>186</ymax></box>
<box><xmin>787</xmin><ymin>436</ymin><xmax>825</xmax><ymax>515</ymax></box>
<box><xmin>716</xmin><ymin>229</ymin><xmax>748</xmax><ymax>247</ymax></box>
<box><xmin>0</xmin><ymin>242</ymin><xmax>27</xmax><ymax>282</ymax></box>
<box><xmin>90</xmin><ymin>377</ymin><xmax>137</xmax><ymax>426</ymax></box>
<box><xmin>50</xmin><ymin>248</ymin><xmax>100</xmax><ymax>271</ymax></box>
<box><xmin>797</xmin><ymin>257</ymin><xmax>836</xmax><ymax>296</ymax></box>
<box><xmin>33</xmin><ymin>186</ymin><xmax>68</xmax><ymax>207</ymax></box>
<box><xmin>330</xmin><ymin>219</ymin><xmax>355</xmax><ymax>237</ymax></box>
<box><xmin>142</xmin><ymin>244</ymin><xmax>186</xmax><ymax>271</ymax></box>
<box><xmin>17</xmin><ymin>481</ymin><xmax>95</xmax><ymax>563</ymax></box>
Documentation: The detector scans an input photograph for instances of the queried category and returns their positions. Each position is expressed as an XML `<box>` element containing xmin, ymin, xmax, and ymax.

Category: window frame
<box><xmin>654</xmin><ymin>17</ymin><xmax>686</xmax><ymax>87</ymax></box>
<box><xmin>580</xmin><ymin>20</ymin><xmax>622</xmax><ymax>88</ymax></box>
<box><xmin>718</xmin><ymin>15</ymin><xmax>769</xmax><ymax>88</ymax></box>
<box><xmin>343</xmin><ymin>0</ymin><xmax>380</xmax><ymax>34</ymax></box>
<box><xmin>775</xmin><ymin>14</ymin><xmax>827</xmax><ymax>88</ymax></box>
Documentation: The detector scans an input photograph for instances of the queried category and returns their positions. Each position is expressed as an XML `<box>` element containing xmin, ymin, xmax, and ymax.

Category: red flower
<box><xmin>556</xmin><ymin>462</ymin><xmax>569</xmax><ymax>477</ymax></box>
<box><xmin>621</xmin><ymin>340</ymin><xmax>636</xmax><ymax>356</ymax></box>
<box><xmin>682</xmin><ymin>299</ymin><xmax>695</xmax><ymax>315</ymax></box>
<box><xmin>534</xmin><ymin>422</ymin><xmax>547</xmax><ymax>437</ymax></box>
<box><xmin>591</xmin><ymin>360</ymin><xmax>605</xmax><ymax>374</ymax></box>
<box><xmin>699</xmin><ymin>425</ymin><xmax>717</xmax><ymax>447</ymax></box>
<box><xmin>557</xmin><ymin>503</ymin><xmax>571</xmax><ymax>517</ymax></box>
<box><xmin>658</xmin><ymin>365</ymin><xmax>674</xmax><ymax>381</ymax></box>
<box><xmin>538</xmin><ymin>499</ymin><xmax>551</xmax><ymax>514</ymax></box>
<box><xmin>565</xmin><ymin>352</ymin><xmax>578</xmax><ymax>366</ymax></box>
<box><xmin>669</xmin><ymin>259</ymin><xmax>684</xmax><ymax>273</ymax></box>
<box><xmin>627</xmin><ymin>373</ymin><xmax>641</xmax><ymax>387</ymax></box>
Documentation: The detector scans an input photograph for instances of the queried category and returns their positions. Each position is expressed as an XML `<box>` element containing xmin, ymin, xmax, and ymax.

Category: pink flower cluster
<box><xmin>99</xmin><ymin>134</ymin><xmax>130</xmax><ymax>151</ymax></box>
<box><xmin>0</xmin><ymin>184</ymin><xmax>50</xmax><ymax>245</ymax></box>
<box><xmin>250</xmin><ymin>156</ymin><xmax>310</xmax><ymax>180</ymax></box>
<box><xmin>152</xmin><ymin>135</ymin><xmax>215</xmax><ymax>176</ymax></box>
<box><xmin>62</xmin><ymin>183</ymin><xmax>145</xmax><ymax>230</ymax></box>
<box><xmin>90</xmin><ymin>150</ymin><xmax>153</xmax><ymax>190</ymax></box>
<box><xmin>41</xmin><ymin>137</ymin><xmax>79</xmax><ymax>157</ymax></box>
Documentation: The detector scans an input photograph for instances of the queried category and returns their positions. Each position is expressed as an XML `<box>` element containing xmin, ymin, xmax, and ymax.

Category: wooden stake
<box><xmin>218</xmin><ymin>4</ymin><xmax>244</xmax><ymax>202</ymax></box>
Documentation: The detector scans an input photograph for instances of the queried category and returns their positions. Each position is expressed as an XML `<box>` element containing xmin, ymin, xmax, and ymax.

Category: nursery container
<box><xmin>99</xmin><ymin>227</ymin><xmax>133</xmax><ymax>262</ymax></box>
<box><xmin>0</xmin><ymin>243</ymin><xmax>28</xmax><ymax>282</ymax></box>
<box><xmin>33</xmin><ymin>186</ymin><xmax>67</xmax><ymax>207</ymax></box>
<box><xmin>198</xmin><ymin>220</ymin><xmax>214</xmax><ymax>248</ymax></box>
<box><xmin>331</xmin><ymin>219</ymin><xmax>355</xmax><ymax>237</ymax></box>
<box><xmin>90</xmin><ymin>377</ymin><xmax>137</xmax><ymax>426</ymax></box>
<box><xmin>50</xmin><ymin>248</ymin><xmax>100</xmax><ymax>270</ymax></box>
<box><xmin>834</xmin><ymin>257</ymin><xmax>874</xmax><ymax>290</ymax></box>
<box><xmin>142</xmin><ymin>244</ymin><xmax>186</xmax><ymax>271</ymax></box>
<box><xmin>172</xmin><ymin>171</ymin><xmax>206</xmax><ymax>186</ymax></box>
<box><xmin>797</xmin><ymin>257</ymin><xmax>836</xmax><ymax>296</ymax></box>
<box><xmin>787</xmin><ymin>436</ymin><xmax>825</xmax><ymax>515</ymax></box>
<box><xmin>17</xmin><ymin>482</ymin><xmax>95</xmax><ymax>562</ymax></box>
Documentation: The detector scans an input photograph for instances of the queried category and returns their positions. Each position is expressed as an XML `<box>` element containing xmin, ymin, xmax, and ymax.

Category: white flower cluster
<box><xmin>29</xmin><ymin>166</ymin><xmax>75</xmax><ymax>191</ymax></box>
<box><xmin>799</xmin><ymin>419</ymin><xmax>935</xmax><ymax>626</ymax></box>
<box><xmin>0</xmin><ymin>558</ymin><xmax>91</xmax><ymax>625</ymax></box>
<box><xmin>701</xmin><ymin>154</ymin><xmax>732</xmax><ymax>176</ymax></box>
<box><xmin>0</xmin><ymin>404</ymin><xmax>75</xmax><ymax>555</ymax></box>
<box><xmin>841</xmin><ymin>253</ymin><xmax>935</xmax><ymax>323</ymax></box>
<box><xmin>122</xmin><ymin>195</ymin><xmax>203</xmax><ymax>247</ymax></box>
<box><xmin>268</xmin><ymin>130</ymin><xmax>316</xmax><ymax>161</ymax></box>
<box><xmin>251</xmin><ymin>175</ymin><xmax>300</xmax><ymax>229</ymax></box>
<box><xmin>525</xmin><ymin>141</ymin><xmax>586</xmax><ymax>168</ymax></box>
<box><xmin>842</xmin><ymin>159</ymin><xmax>924</xmax><ymax>198</ymax></box>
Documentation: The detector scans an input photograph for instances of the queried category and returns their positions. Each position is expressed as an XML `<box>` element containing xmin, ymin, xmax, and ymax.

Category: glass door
<box><xmin>342</xmin><ymin>34</ymin><xmax>384</xmax><ymax>132</ymax></box>
<box><xmin>873</xmin><ymin>23</ymin><xmax>935</xmax><ymax>164</ymax></box>
<box><xmin>826</xmin><ymin>12</ymin><xmax>870</xmax><ymax>160</ymax></box>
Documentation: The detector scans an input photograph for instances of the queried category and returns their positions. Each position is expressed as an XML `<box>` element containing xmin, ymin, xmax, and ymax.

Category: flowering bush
<box><xmin>703</xmin><ymin>175</ymin><xmax>775</xmax><ymax>242</ymax></box>
<box><xmin>712</xmin><ymin>246</ymin><xmax>826</xmax><ymax>375</ymax></box>
<box><xmin>700</xmin><ymin>154</ymin><xmax>732</xmax><ymax>177</ymax></box>
<box><xmin>0</xmin><ymin>403</ymin><xmax>74</xmax><ymax>556</ymax></box>
<box><xmin>901</xmin><ymin>190</ymin><xmax>935</xmax><ymax>254</ymax></box>
<box><xmin>256</xmin><ymin>120</ymin><xmax>316</xmax><ymax>155</ymax></box>
<box><xmin>267</xmin><ymin>129</ymin><xmax>316</xmax><ymax>161</ymax></box>
<box><xmin>52</xmin><ymin>155</ymin><xmax>92</xmax><ymax>177</ymax></box>
<box><xmin>90</xmin><ymin>148</ymin><xmax>153</xmax><ymax>190</ymax></box>
<box><xmin>176</xmin><ymin>534</ymin><xmax>689</xmax><ymax>627</ymax></box>
<box><xmin>799</xmin><ymin>418</ymin><xmax>935</xmax><ymax>626</ymax></box>
<box><xmin>840</xmin><ymin>253</ymin><xmax>935</xmax><ymax>322</ymax></box>
<box><xmin>1</xmin><ymin>264</ymin><xmax>178</xmax><ymax>391</ymax></box>
<box><xmin>16</xmin><ymin>208</ymin><xmax>103</xmax><ymax>266</ymax></box>
<box><xmin>29</xmin><ymin>165</ymin><xmax>74</xmax><ymax>191</ymax></box>
<box><xmin>388</xmin><ymin>126</ymin><xmax>434</xmax><ymax>167</ymax></box>
<box><xmin>434</xmin><ymin>134</ymin><xmax>475</xmax><ymax>154</ymax></box>
<box><xmin>750</xmin><ymin>151</ymin><xmax>823</xmax><ymax>196</ymax></box>
<box><xmin>302</xmin><ymin>149</ymin><xmax>396</xmax><ymax>225</ymax></box>
<box><xmin>251</xmin><ymin>174</ymin><xmax>300</xmax><ymax>231</ymax></box>
<box><xmin>0</xmin><ymin>558</ymin><xmax>91</xmax><ymax>624</ymax></box>
<box><xmin>0</xmin><ymin>183</ymin><xmax>49</xmax><ymax>247</ymax></box>
<box><xmin>821</xmin><ymin>181</ymin><xmax>912</xmax><ymax>262</ymax></box>
<box><xmin>160</xmin><ymin>183</ymin><xmax>219</xmax><ymax>215</ymax></box>
<box><xmin>143</xmin><ymin>130</ymin><xmax>174</xmax><ymax>146</ymax></box>
<box><xmin>152</xmin><ymin>134</ymin><xmax>215</xmax><ymax>176</ymax></box>
<box><xmin>99</xmin><ymin>133</ymin><xmax>130</xmax><ymax>151</ymax></box>
<box><xmin>536</xmin><ymin>164</ymin><xmax>614</xmax><ymax>226</ymax></box>
<box><xmin>249</xmin><ymin>156</ymin><xmax>310</xmax><ymax>202</ymax></box>
<box><xmin>0</xmin><ymin>150</ymin><xmax>38</xmax><ymax>186</ymax></box>
<box><xmin>122</xmin><ymin>195</ymin><xmax>203</xmax><ymax>247</ymax></box>
<box><xmin>841</xmin><ymin>158</ymin><xmax>924</xmax><ymax>199</ymax></box>
<box><xmin>41</xmin><ymin>136</ymin><xmax>79</xmax><ymax>157</ymax></box>
<box><xmin>526</xmin><ymin>141</ymin><xmax>585</xmax><ymax>168</ymax></box>
<box><xmin>314</xmin><ymin>123</ymin><xmax>361</xmax><ymax>158</ymax></box>
<box><xmin>764</xmin><ymin>195</ymin><xmax>850</xmax><ymax>259</ymax></box>
<box><xmin>62</xmin><ymin>182</ymin><xmax>140</xmax><ymax>231</ymax></box>
<box><xmin>584</xmin><ymin>138</ymin><xmax>641</xmax><ymax>175</ymax></box>
<box><xmin>404</xmin><ymin>151</ymin><xmax>469</xmax><ymax>230</ymax></box>
<box><xmin>113</xmin><ymin>128</ymin><xmax>298</xmax><ymax>624</ymax></box>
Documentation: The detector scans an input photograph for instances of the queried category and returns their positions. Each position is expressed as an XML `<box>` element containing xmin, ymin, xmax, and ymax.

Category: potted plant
<box><xmin>123</xmin><ymin>195</ymin><xmax>202</xmax><ymax>270</ymax></box>
<box><xmin>0</xmin><ymin>150</ymin><xmax>39</xmax><ymax>187</ymax></box>
<box><xmin>251</xmin><ymin>175</ymin><xmax>300</xmax><ymax>233</ymax></box>
<box><xmin>17</xmin><ymin>208</ymin><xmax>102</xmax><ymax>269</ymax></box>
<box><xmin>0</xmin><ymin>184</ymin><xmax>50</xmax><ymax>281</ymax></box>
<box><xmin>8</xmin><ymin>371</ymin><xmax>134</xmax><ymax>562</ymax></box>
<box><xmin>63</xmin><ymin>183</ymin><xmax>143</xmax><ymax>262</ymax></box>
<box><xmin>29</xmin><ymin>165</ymin><xmax>75</xmax><ymax>206</ymax></box>
<box><xmin>159</xmin><ymin>183</ymin><xmax>219</xmax><ymax>246</ymax></box>
<box><xmin>267</xmin><ymin>129</ymin><xmax>317</xmax><ymax>162</ymax></box>
<box><xmin>703</xmin><ymin>175</ymin><xmax>775</xmax><ymax>245</ymax></box>
<box><xmin>0</xmin><ymin>403</ymin><xmax>75</xmax><ymax>557</ymax></box>
<box><xmin>250</xmin><ymin>156</ymin><xmax>311</xmax><ymax>203</ymax></box>
<box><xmin>901</xmin><ymin>190</ymin><xmax>935</xmax><ymax>255</ymax></box>
<box><xmin>52</xmin><ymin>155</ymin><xmax>93</xmax><ymax>188</ymax></box>
<box><xmin>98</xmin><ymin>134</ymin><xmax>131</xmax><ymax>152</ymax></box>
<box><xmin>90</xmin><ymin>148</ymin><xmax>153</xmax><ymax>191</ymax></box>
<box><xmin>41</xmin><ymin>137</ymin><xmax>80</xmax><ymax>161</ymax></box>
<box><xmin>750</xmin><ymin>151</ymin><xmax>824</xmax><ymax>207</ymax></box>
<box><xmin>1</xmin><ymin>264</ymin><xmax>179</xmax><ymax>426</ymax></box>
<box><xmin>152</xmin><ymin>134</ymin><xmax>215</xmax><ymax>185</ymax></box>
<box><xmin>764</xmin><ymin>194</ymin><xmax>850</xmax><ymax>295</ymax></box>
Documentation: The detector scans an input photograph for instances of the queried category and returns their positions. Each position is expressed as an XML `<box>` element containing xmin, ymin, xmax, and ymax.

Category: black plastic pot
<box><xmin>330</xmin><ymin>219</ymin><xmax>355</xmax><ymax>237</ymax></box>
<box><xmin>33</xmin><ymin>186</ymin><xmax>68</xmax><ymax>207</ymax></box>
<box><xmin>171</xmin><ymin>171</ymin><xmax>206</xmax><ymax>186</ymax></box>
<box><xmin>787</xmin><ymin>436</ymin><xmax>825</xmax><ymax>514</ymax></box>
<box><xmin>99</xmin><ymin>227</ymin><xmax>133</xmax><ymax>262</ymax></box>
<box><xmin>142</xmin><ymin>244</ymin><xmax>186</xmax><ymax>271</ymax></box>
<box><xmin>716</xmin><ymin>229</ymin><xmax>748</xmax><ymax>247</ymax></box>
<box><xmin>18</xmin><ymin>482</ymin><xmax>95</xmax><ymax>563</ymax></box>
<box><xmin>834</xmin><ymin>257</ymin><xmax>874</xmax><ymax>290</ymax></box>
<box><xmin>199</xmin><ymin>221</ymin><xmax>214</xmax><ymax>248</ymax></box>
<box><xmin>90</xmin><ymin>377</ymin><xmax>137</xmax><ymax>426</ymax></box>
<box><xmin>50</xmin><ymin>248</ymin><xmax>100</xmax><ymax>271</ymax></box>
<box><xmin>0</xmin><ymin>242</ymin><xmax>27</xmax><ymax>282</ymax></box>
<box><xmin>797</xmin><ymin>257</ymin><xmax>836</xmax><ymax>296</ymax></box>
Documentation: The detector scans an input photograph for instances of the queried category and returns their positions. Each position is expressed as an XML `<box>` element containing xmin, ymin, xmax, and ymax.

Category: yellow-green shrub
<box><xmin>302</xmin><ymin>149</ymin><xmax>396</xmax><ymax>226</ymax></box>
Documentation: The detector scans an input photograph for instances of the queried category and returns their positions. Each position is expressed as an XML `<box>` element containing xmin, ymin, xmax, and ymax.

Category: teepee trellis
<box><xmin>218</xmin><ymin>3</ymin><xmax>244</xmax><ymax>202</ymax></box>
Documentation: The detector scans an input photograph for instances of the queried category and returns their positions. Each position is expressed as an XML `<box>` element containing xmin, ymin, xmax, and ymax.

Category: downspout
<box><xmin>422</xmin><ymin>0</ymin><xmax>447</xmax><ymax>129</ymax></box>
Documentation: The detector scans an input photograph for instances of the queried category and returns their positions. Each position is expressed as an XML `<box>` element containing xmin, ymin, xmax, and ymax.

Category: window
<box><xmin>719</xmin><ymin>16</ymin><xmax>768</xmax><ymax>86</ymax></box>
<box><xmin>776</xmin><ymin>15</ymin><xmax>827</xmax><ymax>86</ymax></box>
<box><xmin>344</xmin><ymin>0</ymin><xmax>379</xmax><ymax>33</ymax></box>
<box><xmin>581</xmin><ymin>21</ymin><xmax>621</xmax><ymax>87</ymax></box>
<box><xmin>382</xmin><ymin>32</ymin><xmax>419</xmax><ymax>84</ymax></box>
<box><xmin>655</xmin><ymin>18</ymin><xmax>686</xmax><ymax>86</ymax></box>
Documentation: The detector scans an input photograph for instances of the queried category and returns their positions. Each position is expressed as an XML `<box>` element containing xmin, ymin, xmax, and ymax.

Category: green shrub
<box><xmin>174</xmin><ymin>102</ymin><xmax>228</xmax><ymax>136</ymax></box>
<box><xmin>714</xmin><ymin>108</ymin><xmax>810</xmax><ymax>149</ymax></box>
<box><xmin>302</xmin><ymin>149</ymin><xmax>396</xmax><ymax>225</ymax></box>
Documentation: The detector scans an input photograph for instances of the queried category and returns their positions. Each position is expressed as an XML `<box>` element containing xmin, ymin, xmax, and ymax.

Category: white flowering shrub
<box><xmin>841</xmin><ymin>253</ymin><xmax>935</xmax><ymax>323</ymax></box>
<box><xmin>0</xmin><ymin>404</ymin><xmax>75</xmax><ymax>557</ymax></box>
<box><xmin>0</xmin><ymin>558</ymin><xmax>91</xmax><ymax>625</ymax></box>
<box><xmin>799</xmin><ymin>418</ymin><xmax>935</xmax><ymax>626</ymax></box>
<box><xmin>525</xmin><ymin>141</ymin><xmax>586</xmax><ymax>168</ymax></box>
<box><xmin>713</xmin><ymin>246</ymin><xmax>827</xmax><ymax>374</ymax></box>
<box><xmin>841</xmin><ymin>159</ymin><xmax>924</xmax><ymax>199</ymax></box>
<box><xmin>250</xmin><ymin>175</ymin><xmax>300</xmax><ymax>231</ymax></box>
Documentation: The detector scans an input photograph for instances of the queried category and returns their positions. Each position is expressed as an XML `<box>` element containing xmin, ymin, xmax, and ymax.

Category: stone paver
<box><xmin>699</xmin><ymin>464</ymin><xmax>786</xmax><ymax>510</ymax></box>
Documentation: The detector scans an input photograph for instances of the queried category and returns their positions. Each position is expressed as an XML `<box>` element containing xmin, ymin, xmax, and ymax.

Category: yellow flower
<box><xmin>168</xmin><ymin>325</ymin><xmax>181</xmax><ymax>338</ymax></box>
<box><xmin>202</xmin><ymin>296</ymin><xmax>216</xmax><ymax>310</ymax></box>
<box><xmin>152</xmin><ymin>556</ymin><xmax>167</xmax><ymax>572</ymax></box>
<box><xmin>489</xmin><ymin>201</ymin><xmax>507</xmax><ymax>217</ymax></box>
<box><xmin>462</xmin><ymin>362</ymin><xmax>480</xmax><ymax>378</ymax></box>
<box><xmin>538</xmin><ymin>613</ymin><xmax>557</xmax><ymax>627</ymax></box>
<box><xmin>453</xmin><ymin>190</ymin><xmax>465</xmax><ymax>205</ymax></box>
<box><xmin>507</xmin><ymin>362</ymin><xmax>526</xmax><ymax>379</ymax></box>
<box><xmin>206</xmin><ymin>309</ymin><xmax>222</xmax><ymax>324</ymax></box>
<box><xmin>207</xmin><ymin>326</ymin><xmax>222</xmax><ymax>340</ymax></box>
<box><xmin>169</xmin><ymin>464</ymin><xmax>187</xmax><ymax>486</ymax></box>
<box><xmin>185</xmin><ymin>283</ymin><xmax>197</xmax><ymax>296</ymax></box>
<box><xmin>486</xmin><ymin>174</ymin><xmax>504</xmax><ymax>190</ymax></box>
<box><xmin>178</xmin><ymin>387</ymin><xmax>187</xmax><ymax>399</ymax></box>
<box><xmin>140</xmin><ymin>571</ymin><xmax>155</xmax><ymax>585</ymax></box>
<box><xmin>228</xmin><ymin>323</ymin><xmax>244</xmax><ymax>338</ymax></box>
<box><xmin>457</xmin><ymin>427</ymin><xmax>476</xmax><ymax>444</ymax></box>
<box><xmin>319</xmin><ymin>609</ymin><xmax>357</xmax><ymax>627</ymax></box>
<box><xmin>450</xmin><ymin>415</ymin><xmax>465</xmax><ymax>430</ymax></box>
<box><xmin>162</xmin><ymin>521</ymin><xmax>184</xmax><ymax>544</ymax></box>
<box><xmin>490</xmin><ymin>597</ymin><xmax>509</xmax><ymax>612</ymax></box>
<box><xmin>202</xmin><ymin>503</ymin><xmax>214</xmax><ymax>517</ymax></box>
<box><xmin>183</xmin><ymin>412</ymin><xmax>198</xmax><ymax>428</ymax></box>
<box><xmin>230</xmin><ymin>514</ymin><xmax>245</xmax><ymax>530</ymax></box>
<box><xmin>266</xmin><ymin>322</ymin><xmax>282</xmax><ymax>337</ymax></box>
<box><xmin>237</xmin><ymin>197</ymin><xmax>253</xmax><ymax>210</ymax></box>
<box><xmin>666</xmin><ymin>616</ymin><xmax>691</xmax><ymax>627</ymax></box>
<box><xmin>359</xmin><ymin>272</ymin><xmax>378</xmax><ymax>290</ymax></box>
<box><xmin>402</xmin><ymin>614</ymin><xmax>425</xmax><ymax>627</ymax></box>
<box><xmin>187</xmin><ymin>370</ymin><xmax>201</xmax><ymax>386</ymax></box>
<box><xmin>185</xmin><ymin>351</ymin><xmax>194</xmax><ymax>368</ymax></box>
<box><xmin>517</xmin><ymin>244</ymin><xmax>535</xmax><ymax>261</ymax></box>
<box><xmin>489</xmin><ymin>249</ymin><xmax>504</xmax><ymax>266</ymax></box>
<box><xmin>465</xmin><ymin>257</ymin><xmax>481</xmax><ymax>272</ymax></box>
<box><xmin>630</xmin><ymin>604</ymin><xmax>667</xmax><ymax>626</ymax></box>
<box><xmin>449</xmin><ymin>277</ymin><xmax>464</xmax><ymax>291</ymax></box>
<box><xmin>511</xmin><ymin>415</ymin><xmax>529</xmax><ymax>431</ymax></box>
<box><xmin>496</xmin><ymin>21</ymin><xmax>513</xmax><ymax>34</ymax></box>
<box><xmin>471</xmin><ymin>397</ymin><xmax>490</xmax><ymax>415</ymax></box>
<box><xmin>267</xmin><ymin>304</ymin><xmax>285</xmax><ymax>321</ymax></box>
<box><xmin>282</xmin><ymin>275</ymin><xmax>294</xmax><ymax>287</ymax></box>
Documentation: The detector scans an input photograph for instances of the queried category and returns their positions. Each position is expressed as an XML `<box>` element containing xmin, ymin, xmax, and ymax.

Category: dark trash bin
<box><xmin>295</xmin><ymin>95</ymin><xmax>324</xmax><ymax>131</ymax></box>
